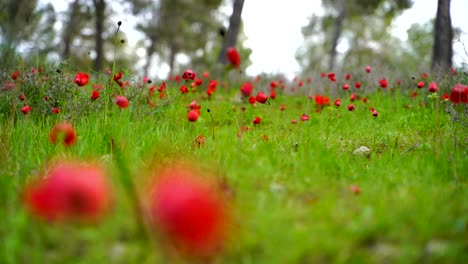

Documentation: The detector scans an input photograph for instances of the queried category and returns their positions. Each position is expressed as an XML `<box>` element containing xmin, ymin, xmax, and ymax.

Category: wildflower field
<box><xmin>0</xmin><ymin>61</ymin><xmax>467</xmax><ymax>264</ymax></box>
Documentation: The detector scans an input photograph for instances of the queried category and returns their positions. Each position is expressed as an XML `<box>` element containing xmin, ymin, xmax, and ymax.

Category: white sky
<box><xmin>39</xmin><ymin>0</ymin><xmax>468</xmax><ymax>79</ymax></box>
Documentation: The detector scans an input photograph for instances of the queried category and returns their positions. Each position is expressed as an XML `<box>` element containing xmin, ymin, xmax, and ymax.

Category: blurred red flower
<box><xmin>348</xmin><ymin>104</ymin><xmax>355</xmax><ymax>111</ymax></box>
<box><xmin>450</xmin><ymin>84</ymin><xmax>468</xmax><ymax>104</ymax></box>
<box><xmin>355</xmin><ymin>82</ymin><xmax>361</xmax><ymax>89</ymax></box>
<box><xmin>253</xmin><ymin>117</ymin><xmax>261</xmax><ymax>125</ymax></box>
<box><xmin>428</xmin><ymin>82</ymin><xmax>438</xmax><ymax>93</ymax></box>
<box><xmin>334</xmin><ymin>99</ymin><xmax>341</xmax><ymax>107</ymax></box>
<box><xmin>188</xmin><ymin>110</ymin><xmax>200</xmax><ymax>122</ymax></box>
<box><xmin>21</xmin><ymin>105</ymin><xmax>32</xmax><ymax>115</ymax></box>
<box><xmin>91</xmin><ymin>90</ymin><xmax>100</xmax><ymax>100</ymax></box>
<box><xmin>23</xmin><ymin>160</ymin><xmax>112</xmax><ymax>222</ymax></box>
<box><xmin>256</xmin><ymin>92</ymin><xmax>268</xmax><ymax>104</ymax></box>
<box><xmin>74</xmin><ymin>72</ymin><xmax>89</xmax><ymax>87</ymax></box>
<box><xmin>240</xmin><ymin>82</ymin><xmax>253</xmax><ymax>97</ymax></box>
<box><xmin>115</xmin><ymin>95</ymin><xmax>129</xmax><ymax>109</ymax></box>
<box><xmin>327</xmin><ymin>73</ymin><xmax>336</xmax><ymax>82</ymax></box>
<box><xmin>49</xmin><ymin>122</ymin><xmax>77</xmax><ymax>147</ymax></box>
<box><xmin>365</xmin><ymin>65</ymin><xmax>371</xmax><ymax>73</ymax></box>
<box><xmin>148</xmin><ymin>164</ymin><xmax>229</xmax><ymax>256</ymax></box>
<box><xmin>226</xmin><ymin>47</ymin><xmax>241</xmax><ymax>68</ymax></box>
<box><xmin>182</xmin><ymin>69</ymin><xmax>196</xmax><ymax>80</ymax></box>
<box><xmin>379</xmin><ymin>78</ymin><xmax>388</xmax><ymax>88</ymax></box>
<box><xmin>417</xmin><ymin>81</ymin><xmax>425</xmax><ymax>89</ymax></box>
<box><xmin>300</xmin><ymin>114</ymin><xmax>310</xmax><ymax>121</ymax></box>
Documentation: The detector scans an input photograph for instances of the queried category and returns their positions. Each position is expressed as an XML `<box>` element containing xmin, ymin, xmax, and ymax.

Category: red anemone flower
<box><xmin>23</xmin><ymin>160</ymin><xmax>112</xmax><ymax>223</ymax></box>
<box><xmin>49</xmin><ymin>122</ymin><xmax>77</xmax><ymax>146</ymax></box>
<box><xmin>348</xmin><ymin>104</ymin><xmax>355</xmax><ymax>111</ymax></box>
<box><xmin>428</xmin><ymin>82</ymin><xmax>438</xmax><ymax>93</ymax></box>
<box><xmin>240</xmin><ymin>82</ymin><xmax>253</xmax><ymax>97</ymax></box>
<box><xmin>334</xmin><ymin>99</ymin><xmax>341</xmax><ymax>107</ymax></box>
<box><xmin>115</xmin><ymin>95</ymin><xmax>129</xmax><ymax>109</ymax></box>
<box><xmin>270</xmin><ymin>90</ymin><xmax>276</xmax><ymax>99</ymax></box>
<box><xmin>188</xmin><ymin>110</ymin><xmax>200</xmax><ymax>122</ymax></box>
<box><xmin>355</xmin><ymin>82</ymin><xmax>361</xmax><ymax>89</ymax></box>
<box><xmin>417</xmin><ymin>81</ymin><xmax>425</xmax><ymax>89</ymax></box>
<box><xmin>21</xmin><ymin>105</ymin><xmax>32</xmax><ymax>115</ymax></box>
<box><xmin>450</xmin><ymin>84</ymin><xmax>468</xmax><ymax>104</ymax></box>
<box><xmin>253</xmin><ymin>117</ymin><xmax>261</xmax><ymax>125</ymax></box>
<box><xmin>345</xmin><ymin>73</ymin><xmax>351</xmax><ymax>80</ymax></box>
<box><xmin>372</xmin><ymin>110</ymin><xmax>378</xmax><ymax>117</ymax></box>
<box><xmin>226</xmin><ymin>47</ymin><xmax>241</xmax><ymax>68</ymax></box>
<box><xmin>74</xmin><ymin>72</ymin><xmax>89</xmax><ymax>87</ymax></box>
<box><xmin>342</xmin><ymin>84</ymin><xmax>350</xmax><ymax>90</ymax></box>
<box><xmin>91</xmin><ymin>90</ymin><xmax>100</xmax><ymax>100</ymax></box>
<box><xmin>365</xmin><ymin>65</ymin><xmax>371</xmax><ymax>73</ymax></box>
<box><xmin>300</xmin><ymin>114</ymin><xmax>310</xmax><ymax>121</ymax></box>
<box><xmin>182</xmin><ymin>69</ymin><xmax>196</xmax><ymax>81</ymax></box>
<box><xmin>327</xmin><ymin>73</ymin><xmax>336</xmax><ymax>82</ymax></box>
<box><xmin>379</xmin><ymin>78</ymin><xmax>388</xmax><ymax>88</ymax></box>
<box><xmin>256</xmin><ymin>92</ymin><xmax>268</xmax><ymax>104</ymax></box>
<box><xmin>148</xmin><ymin>163</ymin><xmax>229</xmax><ymax>257</ymax></box>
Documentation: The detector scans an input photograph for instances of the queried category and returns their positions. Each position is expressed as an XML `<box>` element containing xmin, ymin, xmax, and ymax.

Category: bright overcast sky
<box><xmin>40</xmin><ymin>0</ymin><xmax>468</xmax><ymax>79</ymax></box>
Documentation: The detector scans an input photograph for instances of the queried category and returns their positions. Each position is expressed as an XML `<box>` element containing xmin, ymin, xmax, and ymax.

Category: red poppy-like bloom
<box><xmin>188</xmin><ymin>110</ymin><xmax>200</xmax><ymax>122</ymax></box>
<box><xmin>355</xmin><ymin>82</ymin><xmax>361</xmax><ymax>88</ymax></box>
<box><xmin>148</xmin><ymin>163</ymin><xmax>229</xmax><ymax>256</ymax></box>
<box><xmin>441</xmin><ymin>93</ymin><xmax>450</xmax><ymax>100</ymax></box>
<box><xmin>379</xmin><ymin>78</ymin><xmax>388</xmax><ymax>88</ymax></box>
<box><xmin>417</xmin><ymin>81</ymin><xmax>425</xmax><ymax>89</ymax></box>
<box><xmin>11</xmin><ymin>70</ymin><xmax>20</xmax><ymax>80</ymax></box>
<box><xmin>202</xmin><ymin>71</ymin><xmax>210</xmax><ymax>78</ymax></box>
<box><xmin>49</xmin><ymin>122</ymin><xmax>77</xmax><ymax>146</ymax></box>
<box><xmin>291</xmin><ymin>119</ymin><xmax>297</xmax><ymax>124</ymax></box>
<box><xmin>300</xmin><ymin>114</ymin><xmax>310</xmax><ymax>121</ymax></box>
<box><xmin>345</xmin><ymin>73</ymin><xmax>351</xmax><ymax>80</ymax></box>
<box><xmin>342</xmin><ymin>84</ymin><xmax>350</xmax><ymax>90</ymax></box>
<box><xmin>256</xmin><ymin>92</ymin><xmax>268</xmax><ymax>104</ymax></box>
<box><xmin>19</xmin><ymin>94</ymin><xmax>25</xmax><ymax>101</ymax></box>
<box><xmin>226</xmin><ymin>47</ymin><xmax>241</xmax><ymax>68</ymax></box>
<box><xmin>350</xmin><ymin>93</ymin><xmax>356</xmax><ymax>101</ymax></box>
<box><xmin>328</xmin><ymin>73</ymin><xmax>336</xmax><ymax>82</ymax></box>
<box><xmin>270</xmin><ymin>90</ymin><xmax>276</xmax><ymax>99</ymax></box>
<box><xmin>182</xmin><ymin>69</ymin><xmax>196</xmax><ymax>81</ymax></box>
<box><xmin>348</xmin><ymin>104</ymin><xmax>355</xmax><ymax>111</ymax></box>
<box><xmin>194</xmin><ymin>78</ymin><xmax>203</xmax><ymax>86</ymax></box>
<box><xmin>248</xmin><ymin>96</ymin><xmax>256</xmax><ymax>104</ymax></box>
<box><xmin>279</xmin><ymin>104</ymin><xmax>286</xmax><ymax>111</ymax></box>
<box><xmin>115</xmin><ymin>95</ymin><xmax>129</xmax><ymax>109</ymax></box>
<box><xmin>240</xmin><ymin>82</ymin><xmax>254</xmax><ymax>97</ymax></box>
<box><xmin>314</xmin><ymin>95</ymin><xmax>330</xmax><ymax>107</ymax></box>
<box><xmin>91</xmin><ymin>90</ymin><xmax>100</xmax><ymax>100</ymax></box>
<box><xmin>349</xmin><ymin>185</ymin><xmax>361</xmax><ymax>194</ymax></box>
<box><xmin>113</xmin><ymin>71</ymin><xmax>122</xmax><ymax>82</ymax></box>
<box><xmin>450</xmin><ymin>84</ymin><xmax>468</xmax><ymax>104</ymax></box>
<box><xmin>298</xmin><ymin>80</ymin><xmax>304</xmax><ymax>87</ymax></box>
<box><xmin>334</xmin><ymin>99</ymin><xmax>341</xmax><ymax>107</ymax></box>
<box><xmin>21</xmin><ymin>105</ymin><xmax>32</xmax><ymax>115</ymax></box>
<box><xmin>428</xmin><ymin>82</ymin><xmax>438</xmax><ymax>93</ymax></box>
<box><xmin>52</xmin><ymin>107</ymin><xmax>60</xmax><ymax>114</ymax></box>
<box><xmin>180</xmin><ymin>85</ymin><xmax>189</xmax><ymax>94</ymax></box>
<box><xmin>253</xmin><ymin>117</ymin><xmax>261</xmax><ymax>125</ymax></box>
<box><xmin>372</xmin><ymin>110</ymin><xmax>378</xmax><ymax>117</ymax></box>
<box><xmin>270</xmin><ymin>81</ymin><xmax>278</xmax><ymax>89</ymax></box>
<box><xmin>74</xmin><ymin>72</ymin><xmax>89</xmax><ymax>87</ymax></box>
<box><xmin>23</xmin><ymin>160</ymin><xmax>112</xmax><ymax>222</ymax></box>
<box><xmin>206</xmin><ymin>80</ymin><xmax>218</xmax><ymax>97</ymax></box>
<box><xmin>365</xmin><ymin>65</ymin><xmax>371</xmax><ymax>73</ymax></box>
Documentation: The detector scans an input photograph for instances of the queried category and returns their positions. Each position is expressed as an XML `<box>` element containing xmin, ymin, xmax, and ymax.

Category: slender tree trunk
<box><xmin>217</xmin><ymin>0</ymin><xmax>245</xmax><ymax>65</ymax></box>
<box><xmin>431</xmin><ymin>0</ymin><xmax>452</xmax><ymax>73</ymax></box>
<box><xmin>62</xmin><ymin>0</ymin><xmax>80</xmax><ymax>60</ymax></box>
<box><xmin>328</xmin><ymin>0</ymin><xmax>346</xmax><ymax>71</ymax></box>
<box><xmin>93</xmin><ymin>0</ymin><xmax>106</xmax><ymax>72</ymax></box>
<box><xmin>168</xmin><ymin>44</ymin><xmax>177</xmax><ymax>77</ymax></box>
<box><xmin>144</xmin><ymin>38</ymin><xmax>156</xmax><ymax>77</ymax></box>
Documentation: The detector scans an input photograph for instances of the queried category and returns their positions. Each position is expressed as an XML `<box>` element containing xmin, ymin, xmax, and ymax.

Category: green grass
<box><xmin>0</xmin><ymin>67</ymin><xmax>467</xmax><ymax>264</ymax></box>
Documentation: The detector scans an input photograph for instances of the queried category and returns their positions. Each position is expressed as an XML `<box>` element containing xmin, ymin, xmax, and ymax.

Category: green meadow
<box><xmin>0</xmin><ymin>66</ymin><xmax>467</xmax><ymax>264</ymax></box>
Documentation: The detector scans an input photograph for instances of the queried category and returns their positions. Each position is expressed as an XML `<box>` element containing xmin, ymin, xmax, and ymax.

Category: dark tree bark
<box><xmin>217</xmin><ymin>0</ymin><xmax>245</xmax><ymax>65</ymax></box>
<box><xmin>328</xmin><ymin>0</ymin><xmax>346</xmax><ymax>71</ymax></box>
<box><xmin>62</xmin><ymin>0</ymin><xmax>80</xmax><ymax>60</ymax></box>
<box><xmin>93</xmin><ymin>0</ymin><xmax>106</xmax><ymax>72</ymax></box>
<box><xmin>431</xmin><ymin>0</ymin><xmax>452</xmax><ymax>72</ymax></box>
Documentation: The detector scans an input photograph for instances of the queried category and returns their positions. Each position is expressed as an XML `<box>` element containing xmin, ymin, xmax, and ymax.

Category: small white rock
<box><xmin>353</xmin><ymin>146</ymin><xmax>371</xmax><ymax>156</ymax></box>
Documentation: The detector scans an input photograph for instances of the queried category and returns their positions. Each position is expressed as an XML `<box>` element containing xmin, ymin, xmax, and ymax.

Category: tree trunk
<box><xmin>144</xmin><ymin>38</ymin><xmax>156</xmax><ymax>77</ymax></box>
<box><xmin>62</xmin><ymin>0</ymin><xmax>80</xmax><ymax>60</ymax></box>
<box><xmin>328</xmin><ymin>0</ymin><xmax>346</xmax><ymax>71</ymax></box>
<box><xmin>168</xmin><ymin>44</ymin><xmax>177</xmax><ymax>77</ymax></box>
<box><xmin>93</xmin><ymin>0</ymin><xmax>106</xmax><ymax>72</ymax></box>
<box><xmin>431</xmin><ymin>0</ymin><xmax>452</xmax><ymax>73</ymax></box>
<box><xmin>217</xmin><ymin>0</ymin><xmax>245</xmax><ymax>65</ymax></box>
